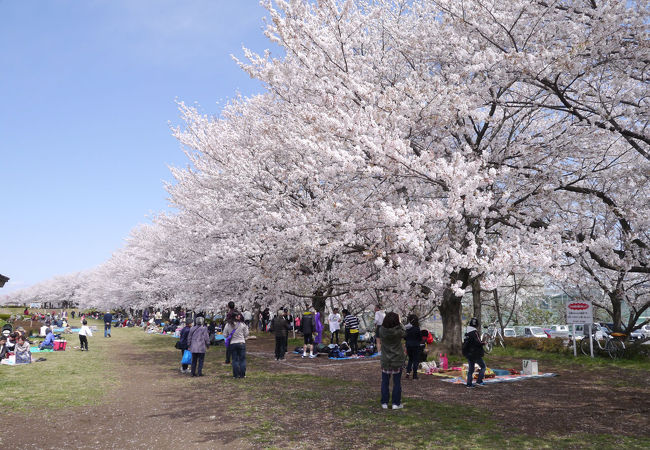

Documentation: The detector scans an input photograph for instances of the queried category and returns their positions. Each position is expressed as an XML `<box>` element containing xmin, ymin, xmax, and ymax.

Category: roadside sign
<box><xmin>566</xmin><ymin>301</ymin><xmax>593</xmax><ymax>324</ymax></box>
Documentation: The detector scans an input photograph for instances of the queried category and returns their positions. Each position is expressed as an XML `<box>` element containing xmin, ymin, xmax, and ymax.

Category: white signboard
<box><xmin>566</xmin><ymin>300</ymin><xmax>593</xmax><ymax>324</ymax></box>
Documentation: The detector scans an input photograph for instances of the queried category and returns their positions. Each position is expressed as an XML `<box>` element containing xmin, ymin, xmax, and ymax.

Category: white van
<box><xmin>523</xmin><ymin>326</ymin><xmax>547</xmax><ymax>338</ymax></box>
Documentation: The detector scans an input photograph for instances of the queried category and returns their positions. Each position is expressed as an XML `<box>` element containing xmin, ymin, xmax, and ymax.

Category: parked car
<box><xmin>571</xmin><ymin>323</ymin><xmax>607</xmax><ymax>340</ymax></box>
<box><xmin>545</xmin><ymin>325</ymin><xmax>570</xmax><ymax>338</ymax></box>
<box><xmin>503</xmin><ymin>327</ymin><xmax>517</xmax><ymax>337</ymax></box>
<box><xmin>630</xmin><ymin>324</ymin><xmax>650</xmax><ymax>341</ymax></box>
<box><xmin>523</xmin><ymin>326</ymin><xmax>547</xmax><ymax>338</ymax></box>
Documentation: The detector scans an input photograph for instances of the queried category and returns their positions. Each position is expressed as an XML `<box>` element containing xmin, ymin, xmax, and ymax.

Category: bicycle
<box><xmin>481</xmin><ymin>322</ymin><xmax>505</xmax><ymax>354</ymax></box>
<box><xmin>579</xmin><ymin>331</ymin><xmax>626</xmax><ymax>359</ymax></box>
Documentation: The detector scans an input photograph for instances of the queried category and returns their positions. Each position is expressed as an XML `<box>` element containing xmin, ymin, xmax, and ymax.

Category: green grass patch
<box><xmin>0</xmin><ymin>322</ymin><xmax>120</xmax><ymax>411</ymax></box>
<box><xmin>489</xmin><ymin>346</ymin><xmax>650</xmax><ymax>371</ymax></box>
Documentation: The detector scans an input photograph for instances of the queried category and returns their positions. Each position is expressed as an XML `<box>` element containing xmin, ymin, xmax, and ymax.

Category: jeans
<box><xmin>230</xmin><ymin>343</ymin><xmax>246</xmax><ymax>378</ymax></box>
<box><xmin>104</xmin><ymin>323</ymin><xmax>111</xmax><ymax>337</ymax></box>
<box><xmin>406</xmin><ymin>346</ymin><xmax>420</xmax><ymax>378</ymax></box>
<box><xmin>381</xmin><ymin>370</ymin><xmax>402</xmax><ymax>406</ymax></box>
<box><xmin>467</xmin><ymin>357</ymin><xmax>486</xmax><ymax>386</ymax></box>
<box><xmin>275</xmin><ymin>336</ymin><xmax>286</xmax><ymax>359</ymax></box>
<box><xmin>225</xmin><ymin>344</ymin><xmax>231</xmax><ymax>363</ymax></box>
<box><xmin>191</xmin><ymin>352</ymin><xmax>205</xmax><ymax>376</ymax></box>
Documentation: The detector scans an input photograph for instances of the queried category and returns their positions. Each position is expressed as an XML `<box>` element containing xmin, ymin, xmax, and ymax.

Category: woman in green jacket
<box><xmin>378</xmin><ymin>312</ymin><xmax>406</xmax><ymax>409</ymax></box>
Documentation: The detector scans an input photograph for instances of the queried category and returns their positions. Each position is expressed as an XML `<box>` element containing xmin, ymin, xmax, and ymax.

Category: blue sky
<box><xmin>0</xmin><ymin>0</ymin><xmax>279</xmax><ymax>294</ymax></box>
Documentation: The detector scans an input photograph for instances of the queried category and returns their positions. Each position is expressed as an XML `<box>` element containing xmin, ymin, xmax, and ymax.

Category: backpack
<box><xmin>461</xmin><ymin>334</ymin><xmax>470</xmax><ymax>357</ymax></box>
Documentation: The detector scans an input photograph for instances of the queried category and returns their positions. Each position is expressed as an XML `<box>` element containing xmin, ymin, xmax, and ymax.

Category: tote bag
<box><xmin>181</xmin><ymin>349</ymin><xmax>192</xmax><ymax>365</ymax></box>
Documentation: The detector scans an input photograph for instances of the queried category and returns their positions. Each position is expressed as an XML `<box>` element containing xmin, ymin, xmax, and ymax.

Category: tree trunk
<box><xmin>610</xmin><ymin>289</ymin><xmax>623</xmax><ymax>332</ymax></box>
<box><xmin>439</xmin><ymin>287</ymin><xmax>463</xmax><ymax>355</ymax></box>
<box><xmin>472</xmin><ymin>278</ymin><xmax>482</xmax><ymax>331</ymax></box>
<box><xmin>311</xmin><ymin>289</ymin><xmax>327</xmax><ymax>321</ymax></box>
<box><xmin>251</xmin><ymin>301</ymin><xmax>261</xmax><ymax>331</ymax></box>
<box><xmin>493</xmin><ymin>289</ymin><xmax>505</xmax><ymax>336</ymax></box>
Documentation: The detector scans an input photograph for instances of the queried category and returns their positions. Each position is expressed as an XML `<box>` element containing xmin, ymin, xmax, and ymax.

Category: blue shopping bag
<box><xmin>181</xmin><ymin>349</ymin><xmax>192</xmax><ymax>365</ymax></box>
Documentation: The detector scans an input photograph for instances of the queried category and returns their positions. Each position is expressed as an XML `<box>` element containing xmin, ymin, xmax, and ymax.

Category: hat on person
<box><xmin>469</xmin><ymin>317</ymin><xmax>479</xmax><ymax>327</ymax></box>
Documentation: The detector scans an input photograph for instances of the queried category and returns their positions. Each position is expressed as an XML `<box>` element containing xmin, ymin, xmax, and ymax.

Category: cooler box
<box><xmin>522</xmin><ymin>359</ymin><xmax>538</xmax><ymax>375</ymax></box>
<box><xmin>53</xmin><ymin>340</ymin><xmax>67</xmax><ymax>351</ymax></box>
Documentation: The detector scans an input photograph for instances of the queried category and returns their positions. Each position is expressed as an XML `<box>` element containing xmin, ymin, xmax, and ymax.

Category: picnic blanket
<box><xmin>53</xmin><ymin>327</ymin><xmax>81</xmax><ymax>333</ymax></box>
<box><xmin>441</xmin><ymin>373</ymin><xmax>558</xmax><ymax>384</ymax></box>
<box><xmin>328</xmin><ymin>352</ymin><xmax>380</xmax><ymax>360</ymax></box>
<box><xmin>30</xmin><ymin>347</ymin><xmax>54</xmax><ymax>353</ymax></box>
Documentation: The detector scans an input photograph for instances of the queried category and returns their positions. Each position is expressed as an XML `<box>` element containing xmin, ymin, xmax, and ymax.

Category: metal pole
<box><xmin>589</xmin><ymin>323</ymin><xmax>594</xmax><ymax>358</ymax></box>
<box><xmin>572</xmin><ymin>324</ymin><xmax>577</xmax><ymax>357</ymax></box>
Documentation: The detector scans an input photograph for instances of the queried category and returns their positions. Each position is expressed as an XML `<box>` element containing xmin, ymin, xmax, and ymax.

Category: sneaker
<box><xmin>392</xmin><ymin>404</ymin><xmax>404</xmax><ymax>410</ymax></box>
<box><xmin>381</xmin><ymin>404</ymin><xmax>388</xmax><ymax>409</ymax></box>
<box><xmin>476</xmin><ymin>382</ymin><xmax>486</xmax><ymax>387</ymax></box>
<box><xmin>302</xmin><ymin>354</ymin><xmax>307</xmax><ymax>358</ymax></box>
<box><xmin>309</xmin><ymin>354</ymin><xmax>316</xmax><ymax>358</ymax></box>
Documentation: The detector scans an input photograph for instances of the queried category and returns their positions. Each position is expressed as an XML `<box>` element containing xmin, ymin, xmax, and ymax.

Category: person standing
<box><xmin>378</xmin><ymin>312</ymin><xmax>406</xmax><ymax>409</ymax></box>
<box><xmin>103</xmin><ymin>310</ymin><xmax>113</xmax><ymax>338</ymax></box>
<box><xmin>243</xmin><ymin>310</ymin><xmax>252</xmax><ymax>326</ymax></box>
<box><xmin>154</xmin><ymin>310</ymin><xmax>163</xmax><ymax>326</ymax></box>
<box><xmin>314</xmin><ymin>311</ymin><xmax>323</xmax><ymax>349</ymax></box>
<box><xmin>223</xmin><ymin>312</ymin><xmax>249</xmax><ymax>378</ymax></box>
<box><xmin>404</xmin><ymin>314</ymin><xmax>421</xmax><ymax>380</ymax></box>
<box><xmin>301</xmin><ymin>308</ymin><xmax>316</xmax><ymax>358</ymax></box>
<box><xmin>271</xmin><ymin>309</ymin><xmax>290</xmax><ymax>360</ymax></box>
<box><xmin>178</xmin><ymin>320</ymin><xmax>192</xmax><ymax>373</ymax></box>
<box><xmin>187</xmin><ymin>317</ymin><xmax>210</xmax><ymax>377</ymax></box>
<box><xmin>328</xmin><ymin>308</ymin><xmax>341</xmax><ymax>345</ymax></box>
<box><xmin>142</xmin><ymin>309</ymin><xmax>150</xmax><ymax>327</ymax></box>
<box><xmin>261</xmin><ymin>308</ymin><xmax>271</xmax><ymax>332</ymax></box>
<box><xmin>374</xmin><ymin>305</ymin><xmax>385</xmax><ymax>352</ymax></box>
<box><xmin>79</xmin><ymin>319</ymin><xmax>92</xmax><ymax>351</ymax></box>
<box><xmin>343</xmin><ymin>309</ymin><xmax>360</xmax><ymax>355</ymax></box>
<box><xmin>224</xmin><ymin>301</ymin><xmax>237</xmax><ymax>365</ymax></box>
<box><xmin>463</xmin><ymin>317</ymin><xmax>486</xmax><ymax>388</ymax></box>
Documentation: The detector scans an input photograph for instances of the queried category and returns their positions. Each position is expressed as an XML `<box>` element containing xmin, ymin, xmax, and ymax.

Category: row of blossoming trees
<box><xmin>5</xmin><ymin>1</ymin><xmax>648</xmax><ymax>353</ymax></box>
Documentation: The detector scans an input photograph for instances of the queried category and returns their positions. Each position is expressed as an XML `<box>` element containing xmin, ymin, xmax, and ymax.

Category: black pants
<box><xmin>344</xmin><ymin>328</ymin><xmax>351</xmax><ymax>344</ymax></box>
<box><xmin>191</xmin><ymin>352</ymin><xmax>205</xmax><ymax>376</ymax></box>
<box><xmin>330</xmin><ymin>329</ymin><xmax>339</xmax><ymax>344</ymax></box>
<box><xmin>180</xmin><ymin>349</ymin><xmax>189</xmax><ymax>370</ymax></box>
<box><xmin>406</xmin><ymin>346</ymin><xmax>420</xmax><ymax>378</ymax></box>
<box><xmin>275</xmin><ymin>335</ymin><xmax>286</xmax><ymax>359</ymax></box>
<box><xmin>349</xmin><ymin>333</ymin><xmax>358</xmax><ymax>354</ymax></box>
<box><xmin>79</xmin><ymin>335</ymin><xmax>88</xmax><ymax>350</ymax></box>
<box><xmin>467</xmin><ymin>357</ymin><xmax>486</xmax><ymax>386</ymax></box>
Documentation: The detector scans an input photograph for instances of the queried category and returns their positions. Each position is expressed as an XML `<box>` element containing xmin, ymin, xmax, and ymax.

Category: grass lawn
<box><xmin>0</xmin><ymin>318</ymin><xmax>119</xmax><ymax>411</ymax></box>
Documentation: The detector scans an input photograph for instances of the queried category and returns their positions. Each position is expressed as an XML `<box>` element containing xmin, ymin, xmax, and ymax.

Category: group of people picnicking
<box><xmin>3</xmin><ymin>303</ymin><xmax>487</xmax><ymax>410</ymax></box>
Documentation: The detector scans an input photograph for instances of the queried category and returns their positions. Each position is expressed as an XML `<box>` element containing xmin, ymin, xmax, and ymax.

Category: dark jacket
<box><xmin>301</xmin><ymin>312</ymin><xmax>314</xmax><ymax>335</ymax></box>
<box><xmin>463</xmin><ymin>327</ymin><xmax>484</xmax><ymax>360</ymax></box>
<box><xmin>404</xmin><ymin>324</ymin><xmax>421</xmax><ymax>348</ymax></box>
<box><xmin>379</xmin><ymin>325</ymin><xmax>406</xmax><ymax>370</ymax></box>
<box><xmin>272</xmin><ymin>315</ymin><xmax>290</xmax><ymax>337</ymax></box>
<box><xmin>103</xmin><ymin>313</ymin><xmax>113</xmax><ymax>324</ymax></box>
<box><xmin>179</xmin><ymin>325</ymin><xmax>191</xmax><ymax>350</ymax></box>
<box><xmin>187</xmin><ymin>325</ymin><xmax>210</xmax><ymax>354</ymax></box>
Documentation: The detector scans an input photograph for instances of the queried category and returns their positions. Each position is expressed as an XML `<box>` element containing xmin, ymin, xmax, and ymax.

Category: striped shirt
<box><xmin>344</xmin><ymin>314</ymin><xmax>359</xmax><ymax>331</ymax></box>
